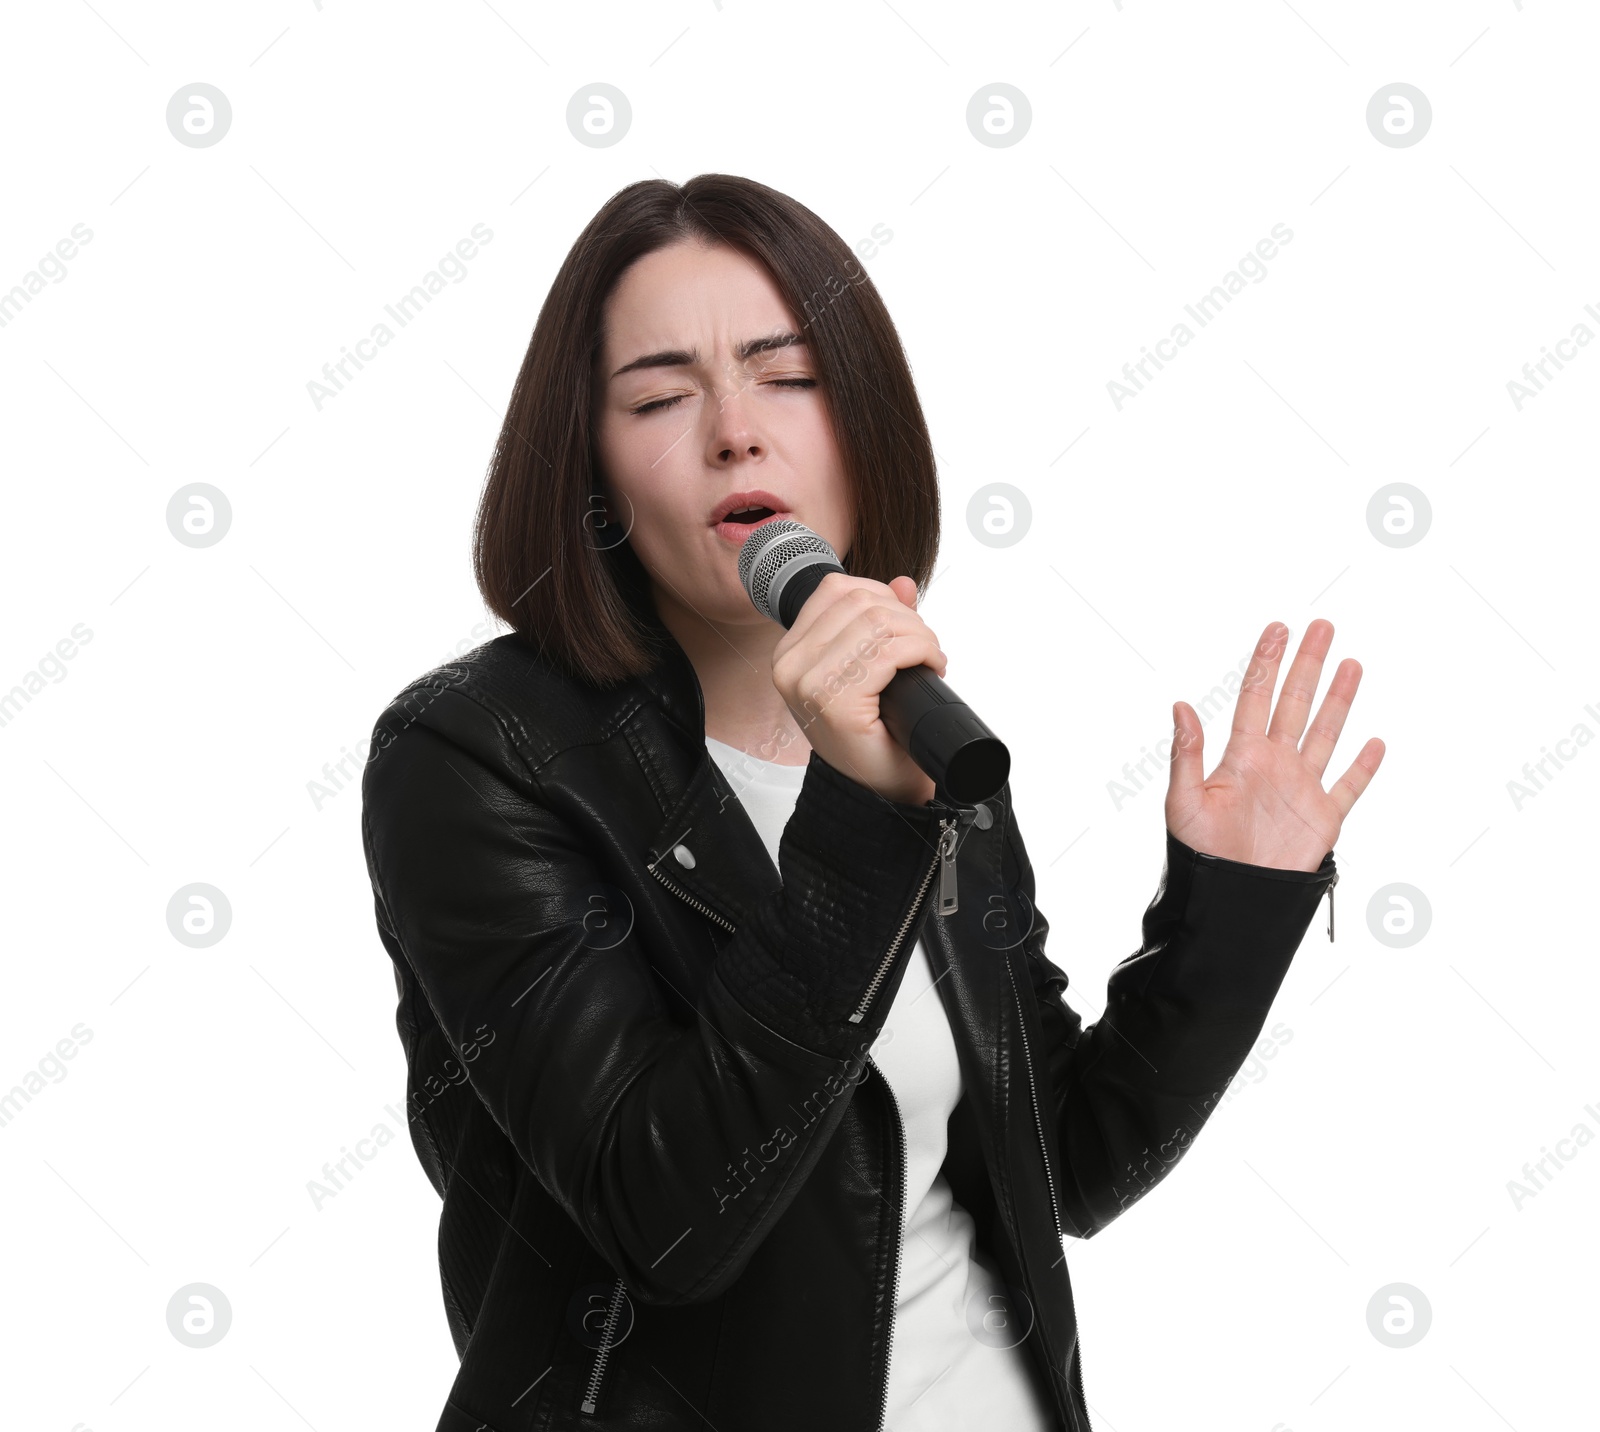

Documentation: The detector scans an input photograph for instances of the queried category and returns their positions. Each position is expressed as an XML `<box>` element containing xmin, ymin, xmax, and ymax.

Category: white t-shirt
<box><xmin>706</xmin><ymin>736</ymin><xmax>1056</xmax><ymax>1431</ymax></box>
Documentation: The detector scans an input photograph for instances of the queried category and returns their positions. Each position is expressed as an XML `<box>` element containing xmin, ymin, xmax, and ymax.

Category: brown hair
<box><xmin>472</xmin><ymin>173</ymin><xmax>940</xmax><ymax>688</ymax></box>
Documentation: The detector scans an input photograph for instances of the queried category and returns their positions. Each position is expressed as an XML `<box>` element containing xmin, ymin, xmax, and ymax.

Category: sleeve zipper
<box><xmin>849</xmin><ymin>815</ymin><xmax>959</xmax><ymax>1024</ymax></box>
<box><xmin>934</xmin><ymin>798</ymin><xmax>985</xmax><ymax>919</ymax></box>
<box><xmin>1004</xmin><ymin>940</ymin><xmax>1092</xmax><ymax>1431</ymax></box>
<box><xmin>936</xmin><ymin>818</ymin><xmax>961</xmax><ymax>916</ymax></box>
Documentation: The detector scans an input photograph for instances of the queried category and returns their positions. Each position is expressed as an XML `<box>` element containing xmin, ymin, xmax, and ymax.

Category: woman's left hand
<box><xmin>1165</xmin><ymin>618</ymin><xmax>1385</xmax><ymax>873</ymax></box>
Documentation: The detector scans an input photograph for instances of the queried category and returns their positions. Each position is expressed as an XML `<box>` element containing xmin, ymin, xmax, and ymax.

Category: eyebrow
<box><xmin>609</xmin><ymin>330</ymin><xmax>807</xmax><ymax>380</ymax></box>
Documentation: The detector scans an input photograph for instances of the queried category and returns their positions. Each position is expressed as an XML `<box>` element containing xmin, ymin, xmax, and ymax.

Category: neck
<box><xmin>652</xmin><ymin>583</ymin><xmax>813</xmax><ymax>766</ymax></box>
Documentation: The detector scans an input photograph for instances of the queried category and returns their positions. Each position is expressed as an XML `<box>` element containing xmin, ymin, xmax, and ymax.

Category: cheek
<box><xmin>788</xmin><ymin>398</ymin><xmax>837</xmax><ymax>452</ymax></box>
<box><xmin>594</xmin><ymin>409</ymin><xmax>630</xmax><ymax>480</ymax></box>
<box><xmin>597</xmin><ymin>427</ymin><xmax>698</xmax><ymax>561</ymax></box>
<box><xmin>596</xmin><ymin>417</ymin><xmax>655</xmax><ymax>515</ymax></box>
<box><xmin>795</xmin><ymin>404</ymin><xmax>847</xmax><ymax>486</ymax></box>
<box><xmin>786</xmin><ymin>405</ymin><xmax>849</xmax><ymax>507</ymax></box>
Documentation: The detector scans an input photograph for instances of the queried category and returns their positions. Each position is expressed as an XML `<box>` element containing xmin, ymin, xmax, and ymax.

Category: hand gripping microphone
<box><xmin>738</xmin><ymin>519</ymin><xmax>1010</xmax><ymax>805</ymax></box>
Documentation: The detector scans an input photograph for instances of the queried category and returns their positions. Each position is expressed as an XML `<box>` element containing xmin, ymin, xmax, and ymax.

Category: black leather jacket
<box><xmin>359</xmin><ymin>621</ymin><xmax>1339</xmax><ymax>1432</ymax></box>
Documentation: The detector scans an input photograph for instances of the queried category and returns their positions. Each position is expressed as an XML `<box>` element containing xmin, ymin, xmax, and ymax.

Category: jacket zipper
<box><xmin>865</xmin><ymin>1055</ymin><xmax>906</xmax><ymax>1432</ymax></box>
<box><xmin>848</xmin><ymin>816</ymin><xmax>957</xmax><ymax>1023</ymax></box>
<box><xmin>1326</xmin><ymin>869</ymin><xmax>1340</xmax><ymax>941</ymax></box>
<box><xmin>578</xmin><ymin>1275</ymin><xmax>628</xmax><ymax>1415</ymax></box>
<box><xmin>1004</xmin><ymin>953</ymin><xmax>1092</xmax><ymax>1432</ymax></box>
<box><xmin>646</xmin><ymin>859</ymin><xmax>737</xmax><ymax>933</ymax></box>
<box><xmin>860</xmin><ymin>807</ymin><xmax>964</xmax><ymax>1428</ymax></box>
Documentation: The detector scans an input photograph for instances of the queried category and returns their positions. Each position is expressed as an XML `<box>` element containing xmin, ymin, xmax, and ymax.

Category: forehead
<box><xmin>600</xmin><ymin>242</ymin><xmax>800</xmax><ymax>362</ymax></box>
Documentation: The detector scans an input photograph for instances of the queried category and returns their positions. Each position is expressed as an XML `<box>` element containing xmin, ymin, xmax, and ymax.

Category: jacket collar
<box><xmin>628</xmin><ymin>596</ymin><xmax>786</xmax><ymax>933</ymax></box>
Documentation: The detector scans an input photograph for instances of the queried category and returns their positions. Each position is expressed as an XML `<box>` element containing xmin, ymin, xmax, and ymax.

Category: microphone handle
<box><xmin>777</xmin><ymin>564</ymin><xmax>1011</xmax><ymax>805</ymax></box>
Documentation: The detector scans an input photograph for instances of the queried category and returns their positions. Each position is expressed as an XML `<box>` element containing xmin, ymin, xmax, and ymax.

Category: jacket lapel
<box><xmin>643</xmin><ymin>741</ymin><xmax>783</xmax><ymax>931</ymax></box>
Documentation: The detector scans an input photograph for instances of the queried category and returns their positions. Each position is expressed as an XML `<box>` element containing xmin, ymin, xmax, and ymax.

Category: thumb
<box><xmin>1169</xmin><ymin>701</ymin><xmax>1204</xmax><ymax>796</ymax></box>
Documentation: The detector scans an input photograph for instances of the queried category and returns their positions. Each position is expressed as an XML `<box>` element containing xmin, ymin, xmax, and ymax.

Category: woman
<box><xmin>360</xmin><ymin>174</ymin><xmax>1383</xmax><ymax>1432</ymax></box>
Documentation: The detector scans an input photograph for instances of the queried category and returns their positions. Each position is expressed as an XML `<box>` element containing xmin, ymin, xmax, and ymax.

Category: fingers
<box><xmin>1328</xmin><ymin>737</ymin><xmax>1386</xmax><ymax>819</ymax></box>
<box><xmin>807</xmin><ymin>606</ymin><xmax>941</xmax><ymax>686</ymax></box>
<box><xmin>1266</xmin><ymin>619</ymin><xmax>1335</xmax><ymax>746</ymax></box>
<box><xmin>780</xmin><ymin>572</ymin><xmax>906</xmax><ymax>645</ymax></box>
<box><xmin>774</xmin><ymin>593</ymin><xmax>946</xmax><ymax>706</ymax></box>
<box><xmin>784</xmin><ymin>579</ymin><xmax>943</xmax><ymax>675</ymax></box>
<box><xmin>1168</xmin><ymin>700</ymin><xmax>1205</xmax><ymax>795</ymax></box>
<box><xmin>779</xmin><ymin>569</ymin><xmax>858</xmax><ymax>645</ymax></box>
<box><xmin>1299</xmin><ymin>657</ymin><xmax>1362</xmax><ymax>778</ymax></box>
<box><xmin>1231</xmin><ymin>621</ymin><xmax>1290</xmax><ymax>737</ymax></box>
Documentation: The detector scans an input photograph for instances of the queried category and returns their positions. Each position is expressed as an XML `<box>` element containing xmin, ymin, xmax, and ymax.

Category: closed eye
<box><xmin>630</xmin><ymin>377</ymin><xmax>817</xmax><ymax>417</ymax></box>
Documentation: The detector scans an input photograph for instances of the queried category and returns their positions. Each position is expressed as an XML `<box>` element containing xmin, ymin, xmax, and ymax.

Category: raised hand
<box><xmin>1164</xmin><ymin>619</ymin><xmax>1384</xmax><ymax>872</ymax></box>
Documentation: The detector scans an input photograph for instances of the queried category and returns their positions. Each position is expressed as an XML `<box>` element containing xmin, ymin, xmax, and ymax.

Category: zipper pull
<box><xmin>936</xmin><ymin>820</ymin><xmax>959</xmax><ymax>917</ymax></box>
<box><xmin>1326</xmin><ymin>875</ymin><xmax>1338</xmax><ymax>942</ymax></box>
<box><xmin>927</xmin><ymin>795</ymin><xmax>984</xmax><ymax>826</ymax></box>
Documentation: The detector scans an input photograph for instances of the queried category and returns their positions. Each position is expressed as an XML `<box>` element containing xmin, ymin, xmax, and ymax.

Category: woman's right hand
<box><xmin>770</xmin><ymin>572</ymin><xmax>947</xmax><ymax>808</ymax></box>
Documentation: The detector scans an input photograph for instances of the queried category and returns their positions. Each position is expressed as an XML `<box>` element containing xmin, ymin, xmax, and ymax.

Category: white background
<box><xmin>2</xmin><ymin>2</ymin><xmax>1594</xmax><ymax>1429</ymax></box>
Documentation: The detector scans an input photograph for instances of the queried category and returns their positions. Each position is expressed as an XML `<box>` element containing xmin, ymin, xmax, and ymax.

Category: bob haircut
<box><xmin>472</xmin><ymin>173</ymin><xmax>941</xmax><ymax>689</ymax></box>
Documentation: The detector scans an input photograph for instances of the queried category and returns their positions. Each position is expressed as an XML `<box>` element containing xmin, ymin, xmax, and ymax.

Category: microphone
<box><xmin>738</xmin><ymin>519</ymin><xmax>1010</xmax><ymax>805</ymax></box>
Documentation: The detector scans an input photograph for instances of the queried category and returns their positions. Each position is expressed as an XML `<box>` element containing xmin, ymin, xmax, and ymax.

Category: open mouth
<box><xmin>711</xmin><ymin>502</ymin><xmax>792</xmax><ymax>542</ymax></box>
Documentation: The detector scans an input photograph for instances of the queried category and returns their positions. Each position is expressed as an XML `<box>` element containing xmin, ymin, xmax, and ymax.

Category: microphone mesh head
<box><xmin>738</xmin><ymin>519</ymin><xmax>839</xmax><ymax>622</ymax></box>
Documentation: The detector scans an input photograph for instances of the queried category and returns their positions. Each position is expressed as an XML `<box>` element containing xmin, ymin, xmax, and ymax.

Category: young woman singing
<box><xmin>360</xmin><ymin>173</ymin><xmax>1384</xmax><ymax>1432</ymax></box>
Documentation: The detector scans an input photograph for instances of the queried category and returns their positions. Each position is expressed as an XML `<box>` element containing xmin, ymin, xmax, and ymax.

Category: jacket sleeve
<box><xmin>360</xmin><ymin>686</ymin><xmax>948</xmax><ymax>1306</ymax></box>
<box><xmin>1003</xmin><ymin>808</ymin><xmax>1338</xmax><ymax>1239</ymax></box>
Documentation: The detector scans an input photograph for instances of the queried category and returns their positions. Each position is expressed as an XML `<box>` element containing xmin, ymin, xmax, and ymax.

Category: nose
<box><xmin>706</xmin><ymin>376</ymin><xmax>766</xmax><ymax>465</ymax></box>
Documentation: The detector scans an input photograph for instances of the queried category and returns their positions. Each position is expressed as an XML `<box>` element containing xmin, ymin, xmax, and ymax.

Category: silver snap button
<box><xmin>972</xmin><ymin>802</ymin><xmax>994</xmax><ymax>830</ymax></box>
<box><xmin>672</xmin><ymin>843</ymin><xmax>696</xmax><ymax>869</ymax></box>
